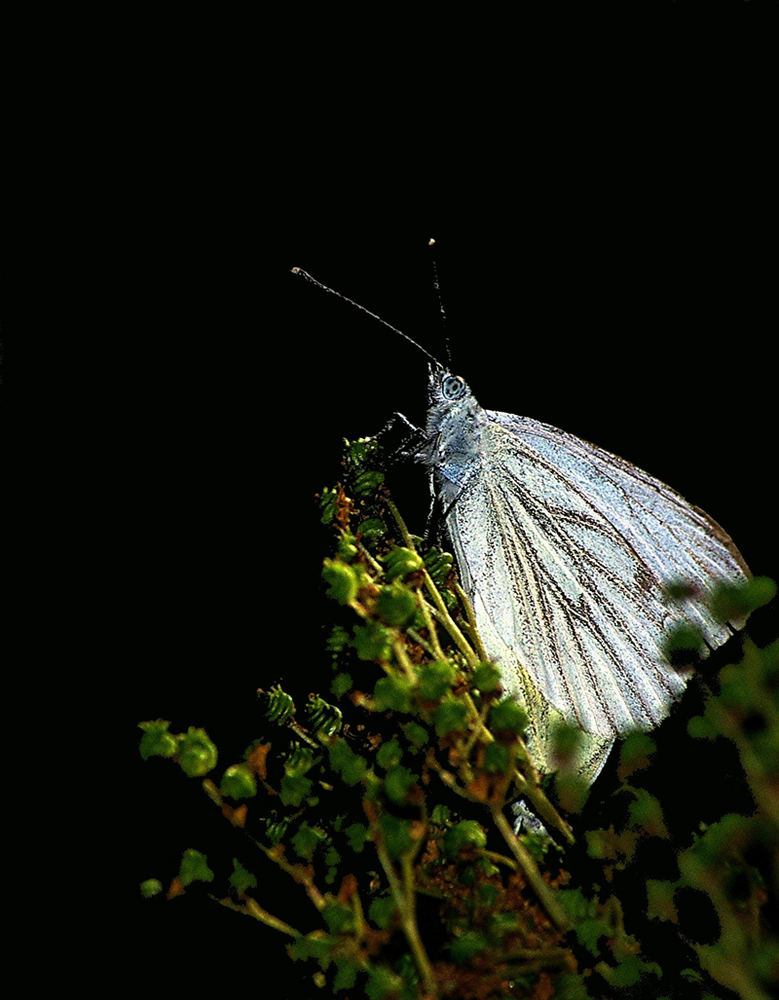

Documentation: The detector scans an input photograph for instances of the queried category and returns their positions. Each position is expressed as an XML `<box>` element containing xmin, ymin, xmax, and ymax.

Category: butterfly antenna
<box><xmin>427</xmin><ymin>238</ymin><xmax>452</xmax><ymax>367</ymax></box>
<box><xmin>291</xmin><ymin>267</ymin><xmax>442</xmax><ymax>365</ymax></box>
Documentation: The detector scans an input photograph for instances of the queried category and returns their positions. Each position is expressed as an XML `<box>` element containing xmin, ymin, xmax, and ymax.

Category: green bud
<box><xmin>138</xmin><ymin>720</ymin><xmax>178</xmax><ymax>760</ymax></box>
<box><xmin>264</xmin><ymin>685</ymin><xmax>296</xmax><ymax>724</ymax></box>
<box><xmin>423</xmin><ymin>546</ymin><xmax>454</xmax><ymax>586</ymax></box>
<box><xmin>383</xmin><ymin>546</ymin><xmax>424</xmax><ymax>581</ymax></box>
<box><xmin>356</xmin><ymin>517</ymin><xmax>386</xmax><ymax>546</ymax></box>
<box><xmin>337</xmin><ymin>533</ymin><xmax>359</xmax><ymax>561</ymax></box>
<box><xmin>322</xmin><ymin>558</ymin><xmax>360</xmax><ymax>605</ymax></box>
<box><xmin>353</xmin><ymin>468</ymin><xmax>385</xmax><ymax>497</ymax></box>
<box><xmin>177</xmin><ymin>727</ymin><xmax>218</xmax><ymax>777</ymax></box>
<box><xmin>220</xmin><ymin>763</ymin><xmax>257</xmax><ymax>800</ymax></box>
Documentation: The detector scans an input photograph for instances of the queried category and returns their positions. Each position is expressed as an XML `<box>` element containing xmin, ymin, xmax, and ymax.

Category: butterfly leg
<box><xmin>370</xmin><ymin>411</ymin><xmax>428</xmax><ymax>468</ymax></box>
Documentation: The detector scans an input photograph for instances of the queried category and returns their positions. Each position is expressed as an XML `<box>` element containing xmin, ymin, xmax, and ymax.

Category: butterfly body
<box><xmin>416</xmin><ymin>365</ymin><xmax>749</xmax><ymax>779</ymax></box>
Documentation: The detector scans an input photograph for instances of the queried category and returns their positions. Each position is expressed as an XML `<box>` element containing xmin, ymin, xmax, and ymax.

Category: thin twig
<box><xmin>216</xmin><ymin>895</ymin><xmax>301</xmax><ymax>938</ymax></box>
<box><xmin>376</xmin><ymin>840</ymin><xmax>439</xmax><ymax>997</ymax></box>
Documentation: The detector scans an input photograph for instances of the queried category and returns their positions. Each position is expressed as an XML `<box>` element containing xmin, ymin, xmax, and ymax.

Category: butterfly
<box><xmin>412</xmin><ymin>363</ymin><xmax>750</xmax><ymax>781</ymax></box>
<box><xmin>293</xmin><ymin>266</ymin><xmax>750</xmax><ymax>782</ymax></box>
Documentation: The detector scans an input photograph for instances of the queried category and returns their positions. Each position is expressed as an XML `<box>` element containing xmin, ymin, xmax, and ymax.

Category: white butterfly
<box><xmin>292</xmin><ymin>266</ymin><xmax>750</xmax><ymax>782</ymax></box>
<box><xmin>416</xmin><ymin>365</ymin><xmax>750</xmax><ymax>781</ymax></box>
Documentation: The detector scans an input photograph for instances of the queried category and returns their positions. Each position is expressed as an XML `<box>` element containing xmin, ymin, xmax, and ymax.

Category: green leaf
<box><xmin>376</xmin><ymin>737</ymin><xmax>403</xmax><ymax>771</ymax></box>
<box><xmin>449</xmin><ymin>930</ymin><xmax>488</xmax><ymax>964</ymax></box>
<box><xmin>432</xmin><ymin>698</ymin><xmax>468</xmax><ymax>737</ymax></box>
<box><xmin>376</xmin><ymin>581</ymin><xmax>417</xmax><ymax>627</ymax></box>
<box><xmin>576</xmin><ymin>918</ymin><xmax>608</xmax><ymax>956</ymax></box>
<box><xmin>373</xmin><ymin>675</ymin><xmax>414</xmax><ymax>713</ymax></box>
<box><xmin>280</xmin><ymin>772</ymin><xmax>314</xmax><ymax>807</ymax></box>
<box><xmin>417</xmin><ymin>660</ymin><xmax>457</xmax><ymax>701</ymax></box>
<box><xmin>383</xmin><ymin>764</ymin><xmax>416</xmax><ymax>805</ymax></box>
<box><xmin>628</xmin><ymin>788</ymin><xmax>667</xmax><ymax>837</ymax></box>
<box><xmin>378</xmin><ymin>814</ymin><xmax>414</xmax><ymax>859</ymax></box>
<box><xmin>617</xmin><ymin>731</ymin><xmax>656</xmax><ymax>779</ymax></box>
<box><xmin>366</xmin><ymin>966</ymin><xmax>404</xmax><ymax>999</ymax></box>
<box><xmin>322</xmin><ymin>901</ymin><xmax>354</xmax><ymax>935</ymax></box>
<box><xmin>229</xmin><ymin>858</ymin><xmax>257</xmax><ymax>894</ymax></box>
<box><xmin>368</xmin><ymin>894</ymin><xmax>398</xmax><ymax>929</ymax></box>
<box><xmin>344</xmin><ymin>822</ymin><xmax>369</xmax><ymax>853</ymax></box>
<box><xmin>178</xmin><ymin>849</ymin><xmax>214</xmax><ymax>886</ymax></box>
<box><xmin>353</xmin><ymin>621</ymin><xmax>393</xmax><ymax>662</ymax></box>
<box><xmin>288</xmin><ymin>933</ymin><xmax>334</xmax><ymax>963</ymax></box>
<box><xmin>488</xmin><ymin>698</ymin><xmax>527</xmax><ymax>735</ymax></box>
<box><xmin>139</xmin><ymin>878</ymin><xmax>163</xmax><ymax>898</ymax></box>
<box><xmin>471</xmin><ymin>662</ymin><xmax>501</xmax><ymax>693</ymax></box>
<box><xmin>331</xmin><ymin>672</ymin><xmax>353</xmax><ymax>699</ymax></box>
<box><xmin>333</xmin><ymin>959</ymin><xmax>359</xmax><ymax>992</ymax></box>
<box><xmin>711</xmin><ymin>576</ymin><xmax>776</xmax><ymax>621</ymax></box>
<box><xmin>483</xmin><ymin>741</ymin><xmax>510</xmax><ymax>774</ymax></box>
<box><xmin>401</xmin><ymin>721</ymin><xmax>429</xmax><ymax>747</ymax></box>
<box><xmin>291</xmin><ymin>822</ymin><xmax>327</xmax><ymax>860</ymax></box>
<box><xmin>328</xmin><ymin>737</ymin><xmax>369</xmax><ymax>786</ymax></box>
<box><xmin>443</xmin><ymin>820</ymin><xmax>487</xmax><ymax>858</ymax></box>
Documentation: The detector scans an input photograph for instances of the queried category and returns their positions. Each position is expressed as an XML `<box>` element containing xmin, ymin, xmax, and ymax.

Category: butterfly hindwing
<box><xmin>443</xmin><ymin>410</ymin><xmax>748</xmax><ymax>742</ymax></box>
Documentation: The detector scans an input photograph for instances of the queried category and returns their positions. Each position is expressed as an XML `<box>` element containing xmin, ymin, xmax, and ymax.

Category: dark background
<box><xmin>113</xmin><ymin>39</ymin><xmax>777</xmax><ymax>998</ymax></box>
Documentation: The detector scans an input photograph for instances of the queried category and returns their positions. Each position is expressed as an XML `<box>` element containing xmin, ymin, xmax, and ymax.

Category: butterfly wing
<box><xmin>444</xmin><ymin>410</ymin><xmax>749</xmax><ymax>744</ymax></box>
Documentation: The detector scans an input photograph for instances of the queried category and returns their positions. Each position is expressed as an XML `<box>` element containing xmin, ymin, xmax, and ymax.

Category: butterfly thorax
<box><xmin>423</xmin><ymin>368</ymin><xmax>488</xmax><ymax>505</ymax></box>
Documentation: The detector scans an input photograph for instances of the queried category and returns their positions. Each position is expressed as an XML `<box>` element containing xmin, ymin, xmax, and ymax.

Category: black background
<box><xmin>114</xmin><ymin>31</ymin><xmax>778</xmax><ymax>999</ymax></box>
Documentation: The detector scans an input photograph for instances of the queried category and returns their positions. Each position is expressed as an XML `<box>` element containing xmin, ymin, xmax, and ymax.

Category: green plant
<box><xmin>139</xmin><ymin>436</ymin><xmax>778</xmax><ymax>999</ymax></box>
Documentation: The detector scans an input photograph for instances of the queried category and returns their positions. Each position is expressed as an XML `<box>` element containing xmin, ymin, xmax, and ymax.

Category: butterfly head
<box><xmin>425</xmin><ymin>364</ymin><xmax>482</xmax><ymax>440</ymax></box>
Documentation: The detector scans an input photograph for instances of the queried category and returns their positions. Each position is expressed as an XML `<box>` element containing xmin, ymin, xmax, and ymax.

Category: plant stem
<box><xmin>216</xmin><ymin>895</ymin><xmax>301</xmax><ymax>938</ymax></box>
<box><xmin>376</xmin><ymin>841</ymin><xmax>439</xmax><ymax>997</ymax></box>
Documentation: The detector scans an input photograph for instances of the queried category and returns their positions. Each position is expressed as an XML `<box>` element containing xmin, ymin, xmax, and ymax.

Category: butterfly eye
<box><xmin>442</xmin><ymin>375</ymin><xmax>466</xmax><ymax>400</ymax></box>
